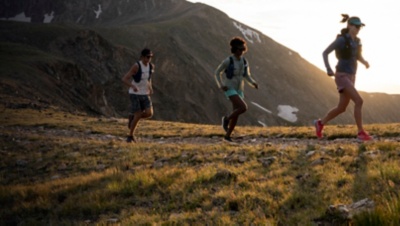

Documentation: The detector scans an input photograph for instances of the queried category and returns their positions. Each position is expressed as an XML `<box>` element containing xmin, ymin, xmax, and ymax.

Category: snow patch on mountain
<box><xmin>277</xmin><ymin>105</ymin><xmax>299</xmax><ymax>123</ymax></box>
<box><xmin>233</xmin><ymin>21</ymin><xmax>261</xmax><ymax>44</ymax></box>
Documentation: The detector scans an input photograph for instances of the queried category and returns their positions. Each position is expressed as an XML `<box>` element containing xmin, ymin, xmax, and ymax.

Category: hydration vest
<box><xmin>132</xmin><ymin>61</ymin><xmax>153</xmax><ymax>83</ymax></box>
<box><xmin>225</xmin><ymin>56</ymin><xmax>247</xmax><ymax>79</ymax></box>
<box><xmin>335</xmin><ymin>34</ymin><xmax>361</xmax><ymax>60</ymax></box>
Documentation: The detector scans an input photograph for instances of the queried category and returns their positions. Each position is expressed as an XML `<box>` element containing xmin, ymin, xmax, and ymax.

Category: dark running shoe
<box><xmin>126</xmin><ymin>136</ymin><xmax>136</xmax><ymax>143</ymax></box>
<box><xmin>128</xmin><ymin>114</ymin><xmax>134</xmax><ymax>129</ymax></box>
<box><xmin>223</xmin><ymin>135</ymin><xmax>235</xmax><ymax>143</ymax></box>
<box><xmin>222</xmin><ymin>116</ymin><xmax>229</xmax><ymax>132</ymax></box>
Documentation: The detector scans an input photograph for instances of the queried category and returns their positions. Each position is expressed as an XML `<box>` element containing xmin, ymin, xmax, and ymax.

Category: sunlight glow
<box><xmin>188</xmin><ymin>0</ymin><xmax>400</xmax><ymax>94</ymax></box>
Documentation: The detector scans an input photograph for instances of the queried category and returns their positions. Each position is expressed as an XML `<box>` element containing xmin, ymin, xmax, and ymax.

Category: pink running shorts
<box><xmin>335</xmin><ymin>72</ymin><xmax>356</xmax><ymax>93</ymax></box>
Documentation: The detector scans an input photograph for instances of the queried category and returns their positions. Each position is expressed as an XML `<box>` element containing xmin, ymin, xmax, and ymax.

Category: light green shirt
<box><xmin>214</xmin><ymin>56</ymin><xmax>257</xmax><ymax>92</ymax></box>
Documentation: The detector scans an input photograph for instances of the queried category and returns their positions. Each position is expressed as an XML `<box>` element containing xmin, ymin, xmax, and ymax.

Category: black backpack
<box><xmin>132</xmin><ymin>61</ymin><xmax>153</xmax><ymax>83</ymax></box>
<box><xmin>225</xmin><ymin>56</ymin><xmax>247</xmax><ymax>79</ymax></box>
<box><xmin>335</xmin><ymin>34</ymin><xmax>361</xmax><ymax>60</ymax></box>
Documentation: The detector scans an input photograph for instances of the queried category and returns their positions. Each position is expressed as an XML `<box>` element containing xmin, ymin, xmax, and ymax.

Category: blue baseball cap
<box><xmin>348</xmin><ymin>17</ymin><xmax>365</xmax><ymax>26</ymax></box>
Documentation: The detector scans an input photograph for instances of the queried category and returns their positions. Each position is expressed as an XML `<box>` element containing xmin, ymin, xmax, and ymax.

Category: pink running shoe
<box><xmin>357</xmin><ymin>130</ymin><xmax>373</xmax><ymax>141</ymax></box>
<box><xmin>314</xmin><ymin>119</ymin><xmax>324</xmax><ymax>139</ymax></box>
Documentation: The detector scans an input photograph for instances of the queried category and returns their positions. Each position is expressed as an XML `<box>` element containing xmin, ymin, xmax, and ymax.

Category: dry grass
<box><xmin>0</xmin><ymin>107</ymin><xmax>399</xmax><ymax>225</ymax></box>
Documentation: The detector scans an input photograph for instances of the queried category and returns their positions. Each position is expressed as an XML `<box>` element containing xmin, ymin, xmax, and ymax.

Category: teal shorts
<box><xmin>224</xmin><ymin>89</ymin><xmax>244</xmax><ymax>99</ymax></box>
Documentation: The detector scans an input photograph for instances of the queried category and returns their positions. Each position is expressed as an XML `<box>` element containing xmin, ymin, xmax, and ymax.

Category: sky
<box><xmin>187</xmin><ymin>0</ymin><xmax>400</xmax><ymax>94</ymax></box>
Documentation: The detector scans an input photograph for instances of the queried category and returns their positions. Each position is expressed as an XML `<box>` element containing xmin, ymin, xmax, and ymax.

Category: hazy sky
<box><xmin>187</xmin><ymin>0</ymin><xmax>400</xmax><ymax>94</ymax></box>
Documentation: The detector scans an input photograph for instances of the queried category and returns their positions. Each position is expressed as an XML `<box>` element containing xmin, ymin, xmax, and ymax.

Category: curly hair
<box><xmin>230</xmin><ymin>37</ymin><xmax>247</xmax><ymax>53</ymax></box>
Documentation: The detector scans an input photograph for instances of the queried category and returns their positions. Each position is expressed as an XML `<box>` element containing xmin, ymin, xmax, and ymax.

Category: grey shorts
<box><xmin>129</xmin><ymin>94</ymin><xmax>152</xmax><ymax>113</ymax></box>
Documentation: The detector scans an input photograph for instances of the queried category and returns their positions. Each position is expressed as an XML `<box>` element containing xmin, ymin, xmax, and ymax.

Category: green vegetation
<box><xmin>1</xmin><ymin>107</ymin><xmax>399</xmax><ymax>225</ymax></box>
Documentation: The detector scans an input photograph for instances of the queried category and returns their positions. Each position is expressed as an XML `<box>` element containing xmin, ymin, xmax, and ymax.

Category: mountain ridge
<box><xmin>0</xmin><ymin>0</ymin><xmax>399</xmax><ymax>126</ymax></box>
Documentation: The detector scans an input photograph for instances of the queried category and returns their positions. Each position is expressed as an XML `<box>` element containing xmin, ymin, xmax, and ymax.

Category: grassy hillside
<box><xmin>1</xmin><ymin>105</ymin><xmax>399</xmax><ymax>225</ymax></box>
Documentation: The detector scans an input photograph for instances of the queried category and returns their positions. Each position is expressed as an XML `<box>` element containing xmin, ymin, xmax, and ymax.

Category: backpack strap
<box><xmin>132</xmin><ymin>61</ymin><xmax>142</xmax><ymax>83</ymax></box>
<box><xmin>343</xmin><ymin>35</ymin><xmax>351</xmax><ymax>51</ymax></box>
<box><xmin>355</xmin><ymin>38</ymin><xmax>362</xmax><ymax>59</ymax></box>
<box><xmin>225</xmin><ymin>56</ymin><xmax>235</xmax><ymax>79</ymax></box>
<box><xmin>335</xmin><ymin>34</ymin><xmax>352</xmax><ymax>60</ymax></box>
<box><xmin>148</xmin><ymin>63</ymin><xmax>153</xmax><ymax>81</ymax></box>
<box><xmin>243</xmin><ymin>57</ymin><xmax>247</xmax><ymax>76</ymax></box>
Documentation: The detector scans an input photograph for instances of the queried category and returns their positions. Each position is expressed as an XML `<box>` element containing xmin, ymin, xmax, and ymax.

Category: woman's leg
<box><xmin>226</xmin><ymin>95</ymin><xmax>247</xmax><ymax>138</ymax></box>
<box><xmin>341</xmin><ymin>86</ymin><xmax>364</xmax><ymax>132</ymax></box>
<box><xmin>321</xmin><ymin>92</ymin><xmax>350</xmax><ymax>125</ymax></box>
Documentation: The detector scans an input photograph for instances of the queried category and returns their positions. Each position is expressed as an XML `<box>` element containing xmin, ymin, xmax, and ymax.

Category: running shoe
<box><xmin>314</xmin><ymin>119</ymin><xmax>324</xmax><ymax>139</ymax></box>
<box><xmin>126</xmin><ymin>136</ymin><xmax>136</xmax><ymax>143</ymax></box>
<box><xmin>223</xmin><ymin>135</ymin><xmax>235</xmax><ymax>143</ymax></box>
<box><xmin>222</xmin><ymin>116</ymin><xmax>229</xmax><ymax>132</ymax></box>
<box><xmin>357</xmin><ymin>130</ymin><xmax>373</xmax><ymax>141</ymax></box>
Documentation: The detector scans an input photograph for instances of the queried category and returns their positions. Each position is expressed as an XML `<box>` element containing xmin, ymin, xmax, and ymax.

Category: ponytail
<box><xmin>337</xmin><ymin>14</ymin><xmax>364</xmax><ymax>36</ymax></box>
<box><xmin>340</xmin><ymin>14</ymin><xmax>349</xmax><ymax>23</ymax></box>
<box><xmin>339</xmin><ymin>14</ymin><xmax>350</xmax><ymax>34</ymax></box>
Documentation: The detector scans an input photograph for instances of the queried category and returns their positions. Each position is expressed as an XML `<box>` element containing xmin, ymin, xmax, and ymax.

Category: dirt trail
<box><xmin>4</xmin><ymin>126</ymin><xmax>399</xmax><ymax>147</ymax></box>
